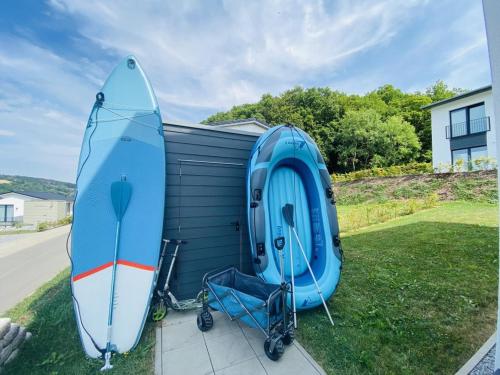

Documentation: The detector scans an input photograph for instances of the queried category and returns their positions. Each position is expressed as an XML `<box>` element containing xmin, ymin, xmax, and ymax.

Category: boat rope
<box><xmin>66</xmin><ymin>98</ymin><xmax>106</xmax><ymax>357</ymax></box>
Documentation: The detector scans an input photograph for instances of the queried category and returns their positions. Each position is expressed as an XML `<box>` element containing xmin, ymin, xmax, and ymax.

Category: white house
<box><xmin>423</xmin><ymin>85</ymin><xmax>496</xmax><ymax>171</ymax></box>
<box><xmin>209</xmin><ymin>118</ymin><xmax>269</xmax><ymax>134</ymax></box>
<box><xmin>0</xmin><ymin>191</ymin><xmax>72</xmax><ymax>224</ymax></box>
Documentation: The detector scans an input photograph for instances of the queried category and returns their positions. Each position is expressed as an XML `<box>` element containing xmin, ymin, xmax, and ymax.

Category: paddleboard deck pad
<box><xmin>71</xmin><ymin>56</ymin><xmax>165</xmax><ymax>358</ymax></box>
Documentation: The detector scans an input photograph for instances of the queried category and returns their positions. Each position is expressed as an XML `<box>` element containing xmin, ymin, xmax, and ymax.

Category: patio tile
<box><xmin>204</xmin><ymin>330</ymin><xmax>255</xmax><ymax>371</ymax></box>
<box><xmin>162</xmin><ymin>318</ymin><xmax>203</xmax><ymax>351</ymax></box>
<box><xmin>163</xmin><ymin>310</ymin><xmax>197</xmax><ymax>327</ymax></box>
<box><xmin>239</xmin><ymin>323</ymin><xmax>267</xmax><ymax>356</ymax></box>
<box><xmin>154</xmin><ymin>325</ymin><xmax>162</xmax><ymax>375</ymax></box>
<box><xmin>259</xmin><ymin>344</ymin><xmax>321</xmax><ymax>375</ymax></box>
<box><xmin>214</xmin><ymin>357</ymin><xmax>266</xmax><ymax>375</ymax></box>
<box><xmin>162</xmin><ymin>340</ymin><xmax>214</xmax><ymax>375</ymax></box>
<box><xmin>202</xmin><ymin>311</ymin><xmax>240</xmax><ymax>340</ymax></box>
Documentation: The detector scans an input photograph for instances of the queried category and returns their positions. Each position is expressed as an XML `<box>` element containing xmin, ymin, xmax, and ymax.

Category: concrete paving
<box><xmin>155</xmin><ymin>310</ymin><xmax>326</xmax><ymax>375</ymax></box>
<box><xmin>0</xmin><ymin>226</ymin><xmax>70</xmax><ymax>315</ymax></box>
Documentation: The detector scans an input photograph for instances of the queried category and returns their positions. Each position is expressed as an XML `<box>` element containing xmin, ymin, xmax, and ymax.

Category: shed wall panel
<box><xmin>161</xmin><ymin>123</ymin><xmax>258</xmax><ymax>299</ymax></box>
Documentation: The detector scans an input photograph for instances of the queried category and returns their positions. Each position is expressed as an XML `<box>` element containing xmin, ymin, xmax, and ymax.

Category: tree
<box><xmin>203</xmin><ymin>81</ymin><xmax>461</xmax><ymax>172</ymax></box>
<box><xmin>376</xmin><ymin>116</ymin><xmax>421</xmax><ymax>166</ymax></box>
<box><xmin>335</xmin><ymin>110</ymin><xmax>383</xmax><ymax>171</ymax></box>
<box><xmin>330</xmin><ymin>111</ymin><xmax>420</xmax><ymax>172</ymax></box>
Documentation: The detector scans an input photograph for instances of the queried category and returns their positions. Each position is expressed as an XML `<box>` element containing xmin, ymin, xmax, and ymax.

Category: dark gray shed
<box><xmin>161</xmin><ymin>121</ymin><xmax>260</xmax><ymax>300</ymax></box>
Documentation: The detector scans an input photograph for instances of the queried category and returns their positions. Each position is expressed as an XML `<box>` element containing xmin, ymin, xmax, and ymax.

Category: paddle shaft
<box><xmin>291</xmin><ymin>227</ymin><xmax>334</xmax><ymax>326</ymax></box>
<box><xmin>102</xmin><ymin>178</ymin><xmax>132</xmax><ymax>371</ymax></box>
<box><xmin>288</xmin><ymin>226</ymin><xmax>297</xmax><ymax>328</ymax></box>
<box><xmin>106</xmin><ymin>220</ymin><xmax>121</xmax><ymax>339</ymax></box>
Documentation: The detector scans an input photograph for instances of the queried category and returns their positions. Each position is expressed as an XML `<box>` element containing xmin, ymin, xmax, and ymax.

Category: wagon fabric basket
<box><xmin>197</xmin><ymin>266</ymin><xmax>294</xmax><ymax>361</ymax></box>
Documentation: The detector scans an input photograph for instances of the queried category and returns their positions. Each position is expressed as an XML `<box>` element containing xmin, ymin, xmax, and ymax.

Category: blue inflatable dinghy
<box><xmin>247</xmin><ymin>125</ymin><xmax>342</xmax><ymax>311</ymax></box>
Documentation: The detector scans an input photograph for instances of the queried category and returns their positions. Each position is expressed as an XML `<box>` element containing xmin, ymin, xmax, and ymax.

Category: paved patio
<box><xmin>155</xmin><ymin>310</ymin><xmax>326</xmax><ymax>375</ymax></box>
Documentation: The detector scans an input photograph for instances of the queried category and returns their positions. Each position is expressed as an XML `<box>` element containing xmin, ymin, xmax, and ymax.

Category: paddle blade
<box><xmin>282</xmin><ymin>204</ymin><xmax>295</xmax><ymax>228</ymax></box>
<box><xmin>111</xmin><ymin>180</ymin><xmax>132</xmax><ymax>219</ymax></box>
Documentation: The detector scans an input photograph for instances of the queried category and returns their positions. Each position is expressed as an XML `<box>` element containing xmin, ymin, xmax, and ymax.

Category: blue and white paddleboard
<box><xmin>71</xmin><ymin>56</ymin><xmax>165</xmax><ymax>358</ymax></box>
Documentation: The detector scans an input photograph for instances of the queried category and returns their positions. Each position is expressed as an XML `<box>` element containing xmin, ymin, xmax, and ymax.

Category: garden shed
<box><xmin>161</xmin><ymin>121</ymin><xmax>260</xmax><ymax>299</ymax></box>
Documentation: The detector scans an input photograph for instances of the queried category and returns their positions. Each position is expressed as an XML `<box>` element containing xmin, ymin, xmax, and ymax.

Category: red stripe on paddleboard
<box><xmin>117</xmin><ymin>259</ymin><xmax>155</xmax><ymax>271</ymax></box>
<box><xmin>72</xmin><ymin>260</ymin><xmax>155</xmax><ymax>282</ymax></box>
<box><xmin>72</xmin><ymin>262</ymin><xmax>113</xmax><ymax>282</ymax></box>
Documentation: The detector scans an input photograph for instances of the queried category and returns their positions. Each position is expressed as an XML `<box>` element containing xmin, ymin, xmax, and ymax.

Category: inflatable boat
<box><xmin>247</xmin><ymin>125</ymin><xmax>342</xmax><ymax>310</ymax></box>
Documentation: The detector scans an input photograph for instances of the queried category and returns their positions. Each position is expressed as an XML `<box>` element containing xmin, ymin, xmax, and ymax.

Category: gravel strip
<box><xmin>471</xmin><ymin>345</ymin><xmax>496</xmax><ymax>375</ymax></box>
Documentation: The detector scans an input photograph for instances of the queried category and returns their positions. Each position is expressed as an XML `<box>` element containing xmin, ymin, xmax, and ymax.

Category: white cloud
<box><xmin>0</xmin><ymin>129</ymin><xmax>15</xmax><ymax>137</ymax></box>
<box><xmin>47</xmin><ymin>0</ymin><xmax>429</xmax><ymax>112</ymax></box>
<box><xmin>0</xmin><ymin>36</ymin><xmax>100</xmax><ymax>181</ymax></box>
<box><xmin>0</xmin><ymin>0</ymin><xmax>491</xmax><ymax>182</ymax></box>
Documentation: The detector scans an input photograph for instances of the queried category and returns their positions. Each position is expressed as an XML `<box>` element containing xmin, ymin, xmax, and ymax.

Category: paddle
<box><xmin>101</xmin><ymin>178</ymin><xmax>132</xmax><ymax>371</ymax></box>
<box><xmin>282</xmin><ymin>204</ymin><xmax>334</xmax><ymax>327</ymax></box>
<box><xmin>282</xmin><ymin>204</ymin><xmax>297</xmax><ymax>328</ymax></box>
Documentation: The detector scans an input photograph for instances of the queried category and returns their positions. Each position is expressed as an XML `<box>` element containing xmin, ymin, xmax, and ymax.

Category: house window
<box><xmin>450</xmin><ymin>108</ymin><xmax>467</xmax><ymax>137</ymax></box>
<box><xmin>449</xmin><ymin>103</ymin><xmax>489</xmax><ymax>138</ymax></box>
<box><xmin>0</xmin><ymin>205</ymin><xmax>14</xmax><ymax>222</ymax></box>
<box><xmin>452</xmin><ymin>149</ymin><xmax>468</xmax><ymax>165</ymax></box>
<box><xmin>452</xmin><ymin>146</ymin><xmax>488</xmax><ymax>169</ymax></box>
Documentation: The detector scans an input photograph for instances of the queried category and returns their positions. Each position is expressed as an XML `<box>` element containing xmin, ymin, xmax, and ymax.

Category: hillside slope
<box><xmin>335</xmin><ymin>170</ymin><xmax>497</xmax><ymax>205</ymax></box>
<box><xmin>0</xmin><ymin>175</ymin><xmax>75</xmax><ymax>197</ymax></box>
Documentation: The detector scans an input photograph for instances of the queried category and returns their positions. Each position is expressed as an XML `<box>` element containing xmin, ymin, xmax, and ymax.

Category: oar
<box><xmin>101</xmin><ymin>177</ymin><xmax>132</xmax><ymax>371</ymax></box>
<box><xmin>282</xmin><ymin>205</ymin><xmax>297</xmax><ymax>329</ymax></box>
<box><xmin>282</xmin><ymin>204</ymin><xmax>334</xmax><ymax>326</ymax></box>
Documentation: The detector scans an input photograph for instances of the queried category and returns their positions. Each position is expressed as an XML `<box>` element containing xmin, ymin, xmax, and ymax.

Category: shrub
<box><xmin>332</xmin><ymin>162</ymin><xmax>433</xmax><ymax>182</ymax></box>
<box><xmin>58</xmin><ymin>216</ymin><xmax>72</xmax><ymax>226</ymax></box>
<box><xmin>37</xmin><ymin>221</ymin><xmax>51</xmax><ymax>231</ymax></box>
<box><xmin>36</xmin><ymin>216</ymin><xmax>72</xmax><ymax>232</ymax></box>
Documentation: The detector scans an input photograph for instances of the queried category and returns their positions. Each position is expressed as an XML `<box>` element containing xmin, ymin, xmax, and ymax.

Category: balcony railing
<box><xmin>445</xmin><ymin>116</ymin><xmax>490</xmax><ymax>139</ymax></box>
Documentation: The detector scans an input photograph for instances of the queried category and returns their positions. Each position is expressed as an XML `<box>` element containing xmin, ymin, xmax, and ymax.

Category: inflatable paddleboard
<box><xmin>247</xmin><ymin>125</ymin><xmax>342</xmax><ymax>310</ymax></box>
<box><xmin>71</xmin><ymin>56</ymin><xmax>165</xmax><ymax>358</ymax></box>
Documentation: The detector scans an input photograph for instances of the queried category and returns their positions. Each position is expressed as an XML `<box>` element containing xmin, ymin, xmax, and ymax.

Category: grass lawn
<box><xmin>2</xmin><ymin>270</ymin><xmax>155</xmax><ymax>374</ymax></box>
<box><xmin>298</xmin><ymin>201</ymin><xmax>498</xmax><ymax>374</ymax></box>
<box><xmin>1</xmin><ymin>200</ymin><xmax>497</xmax><ymax>374</ymax></box>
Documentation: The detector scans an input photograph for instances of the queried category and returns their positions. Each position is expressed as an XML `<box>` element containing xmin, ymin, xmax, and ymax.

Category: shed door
<box><xmin>162</xmin><ymin>158</ymin><xmax>249</xmax><ymax>299</ymax></box>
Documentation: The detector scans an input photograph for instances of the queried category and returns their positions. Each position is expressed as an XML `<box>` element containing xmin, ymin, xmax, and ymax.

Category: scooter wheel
<box><xmin>151</xmin><ymin>300</ymin><xmax>167</xmax><ymax>322</ymax></box>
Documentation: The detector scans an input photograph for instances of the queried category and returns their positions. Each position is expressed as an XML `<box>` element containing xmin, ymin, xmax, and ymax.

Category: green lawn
<box><xmin>298</xmin><ymin>201</ymin><xmax>498</xmax><ymax>374</ymax></box>
<box><xmin>2</xmin><ymin>201</ymin><xmax>497</xmax><ymax>374</ymax></box>
<box><xmin>2</xmin><ymin>270</ymin><xmax>155</xmax><ymax>375</ymax></box>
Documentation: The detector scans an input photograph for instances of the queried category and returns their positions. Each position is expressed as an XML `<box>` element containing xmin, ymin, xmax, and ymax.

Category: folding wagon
<box><xmin>197</xmin><ymin>266</ymin><xmax>294</xmax><ymax>361</ymax></box>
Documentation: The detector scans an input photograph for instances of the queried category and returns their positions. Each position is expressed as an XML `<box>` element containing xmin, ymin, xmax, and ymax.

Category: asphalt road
<box><xmin>0</xmin><ymin>226</ymin><xmax>70</xmax><ymax>315</ymax></box>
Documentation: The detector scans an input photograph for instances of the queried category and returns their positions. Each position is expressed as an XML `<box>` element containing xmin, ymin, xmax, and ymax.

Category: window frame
<box><xmin>451</xmin><ymin>145</ymin><xmax>488</xmax><ymax>165</ymax></box>
<box><xmin>449</xmin><ymin>102</ymin><xmax>486</xmax><ymax>138</ymax></box>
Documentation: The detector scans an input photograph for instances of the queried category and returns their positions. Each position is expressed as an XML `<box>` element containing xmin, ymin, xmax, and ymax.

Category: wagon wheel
<box><xmin>264</xmin><ymin>336</ymin><xmax>284</xmax><ymax>361</ymax></box>
<box><xmin>150</xmin><ymin>299</ymin><xmax>167</xmax><ymax>322</ymax></box>
<box><xmin>197</xmin><ymin>311</ymin><xmax>213</xmax><ymax>332</ymax></box>
<box><xmin>283</xmin><ymin>328</ymin><xmax>295</xmax><ymax>345</ymax></box>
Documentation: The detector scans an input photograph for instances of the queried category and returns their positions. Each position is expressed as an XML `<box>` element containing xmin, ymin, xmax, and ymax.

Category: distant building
<box><xmin>422</xmin><ymin>85</ymin><xmax>496</xmax><ymax>171</ymax></box>
<box><xmin>0</xmin><ymin>191</ymin><xmax>72</xmax><ymax>225</ymax></box>
<box><xmin>208</xmin><ymin>118</ymin><xmax>269</xmax><ymax>134</ymax></box>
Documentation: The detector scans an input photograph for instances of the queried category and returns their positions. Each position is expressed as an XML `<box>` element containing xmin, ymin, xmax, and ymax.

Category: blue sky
<box><xmin>0</xmin><ymin>0</ymin><xmax>491</xmax><ymax>182</ymax></box>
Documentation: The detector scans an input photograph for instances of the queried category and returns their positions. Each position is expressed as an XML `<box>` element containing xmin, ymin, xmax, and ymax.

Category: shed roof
<box><xmin>206</xmin><ymin>118</ymin><xmax>269</xmax><ymax>130</ymax></box>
